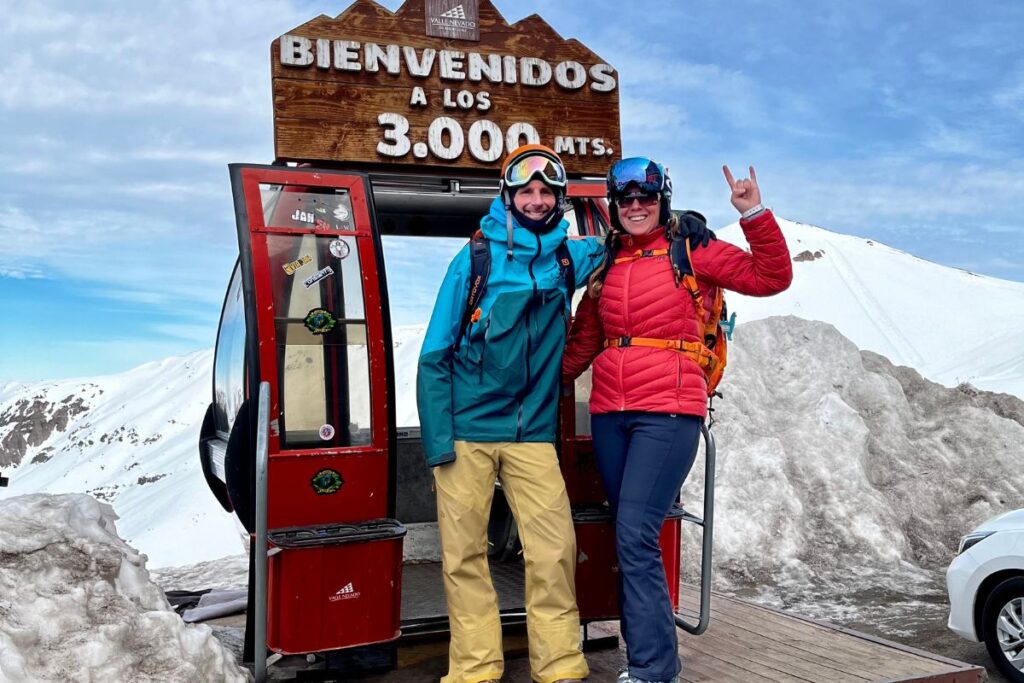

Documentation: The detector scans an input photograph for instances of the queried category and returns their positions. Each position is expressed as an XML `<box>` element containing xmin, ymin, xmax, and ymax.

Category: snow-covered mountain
<box><xmin>718</xmin><ymin>218</ymin><xmax>1024</xmax><ymax>397</ymax></box>
<box><xmin>0</xmin><ymin>352</ymin><xmax>245</xmax><ymax>568</ymax></box>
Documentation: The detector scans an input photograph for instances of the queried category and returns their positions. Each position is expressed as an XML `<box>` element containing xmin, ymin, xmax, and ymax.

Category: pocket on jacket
<box><xmin>481</xmin><ymin>293</ymin><xmax>529</xmax><ymax>393</ymax></box>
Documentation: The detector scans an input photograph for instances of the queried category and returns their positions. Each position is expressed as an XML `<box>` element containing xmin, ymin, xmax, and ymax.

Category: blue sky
<box><xmin>1</xmin><ymin>0</ymin><xmax>1022</xmax><ymax>381</ymax></box>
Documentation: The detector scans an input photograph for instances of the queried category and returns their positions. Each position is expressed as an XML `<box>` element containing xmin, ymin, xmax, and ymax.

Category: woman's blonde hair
<box><xmin>586</xmin><ymin>212</ymin><xmax>680</xmax><ymax>298</ymax></box>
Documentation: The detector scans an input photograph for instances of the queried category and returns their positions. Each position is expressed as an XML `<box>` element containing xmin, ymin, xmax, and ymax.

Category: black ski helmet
<box><xmin>606</xmin><ymin>156</ymin><xmax>674</xmax><ymax>230</ymax></box>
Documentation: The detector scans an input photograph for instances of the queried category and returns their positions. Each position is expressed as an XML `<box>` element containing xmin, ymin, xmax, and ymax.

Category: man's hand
<box><xmin>723</xmin><ymin>165</ymin><xmax>762</xmax><ymax>214</ymax></box>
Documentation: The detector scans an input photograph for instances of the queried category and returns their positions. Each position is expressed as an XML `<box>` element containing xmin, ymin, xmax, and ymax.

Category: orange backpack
<box><xmin>675</xmin><ymin>235</ymin><xmax>729</xmax><ymax>396</ymax></box>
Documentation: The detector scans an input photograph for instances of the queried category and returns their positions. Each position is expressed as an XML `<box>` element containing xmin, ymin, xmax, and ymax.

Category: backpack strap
<box><xmin>669</xmin><ymin>224</ymin><xmax>719</xmax><ymax>349</ymax></box>
<box><xmin>668</xmin><ymin>210</ymin><xmax>708</xmax><ymax>283</ymax></box>
<box><xmin>555</xmin><ymin>239</ymin><xmax>575</xmax><ymax>309</ymax></box>
<box><xmin>456</xmin><ymin>235</ymin><xmax>575</xmax><ymax>349</ymax></box>
<box><xmin>455</xmin><ymin>230</ymin><xmax>491</xmax><ymax>351</ymax></box>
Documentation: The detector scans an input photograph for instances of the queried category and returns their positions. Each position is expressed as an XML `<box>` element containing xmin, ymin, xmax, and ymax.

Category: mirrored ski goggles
<box><xmin>608</xmin><ymin>157</ymin><xmax>662</xmax><ymax>196</ymax></box>
<box><xmin>504</xmin><ymin>154</ymin><xmax>567</xmax><ymax>189</ymax></box>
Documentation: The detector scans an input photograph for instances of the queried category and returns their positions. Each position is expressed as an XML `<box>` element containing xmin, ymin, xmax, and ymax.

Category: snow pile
<box><xmin>681</xmin><ymin>316</ymin><xmax>1024</xmax><ymax>610</ymax></box>
<box><xmin>0</xmin><ymin>493</ymin><xmax>249</xmax><ymax>682</ymax></box>
<box><xmin>718</xmin><ymin>218</ymin><xmax>1024</xmax><ymax>397</ymax></box>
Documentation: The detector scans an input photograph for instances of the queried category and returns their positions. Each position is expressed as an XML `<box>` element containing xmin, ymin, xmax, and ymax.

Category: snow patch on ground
<box><xmin>0</xmin><ymin>494</ymin><xmax>249</xmax><ymax>682</ymax></box>
<box><xmin>151</xmin><ymin>554</ymin><xmax>250</xmax><ymax>593</ymax></box>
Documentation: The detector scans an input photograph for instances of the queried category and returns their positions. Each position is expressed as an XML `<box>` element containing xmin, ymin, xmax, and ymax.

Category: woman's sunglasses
<box><xmin>618</xmin><ymin>192</ymin><xmax>660</xmax><ymax>208</ymax></box>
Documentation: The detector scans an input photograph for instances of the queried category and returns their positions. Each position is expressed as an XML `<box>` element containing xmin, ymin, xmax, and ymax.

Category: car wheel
<box><xmin>982</xmin><ymin>576</ymin><xmax>1024</xmax><ymax>683</ymax></box>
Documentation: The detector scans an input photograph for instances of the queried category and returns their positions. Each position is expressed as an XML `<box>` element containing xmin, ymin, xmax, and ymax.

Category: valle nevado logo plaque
<box><xmin>426</xmin><ymin>0</ymin><xmax>480</xmax><ymax>41</ymax></box>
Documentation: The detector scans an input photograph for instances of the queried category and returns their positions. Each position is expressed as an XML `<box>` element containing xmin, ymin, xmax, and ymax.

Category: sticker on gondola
<box><xmin>303</xmin><ymin>266</ymin><xmax>334</xmax><ymax>289</ymax></box>
<box><xmin>333</xmin><ymin>204</ymin><xmax>350</xmax><ymax>222</ymax></box>
<box><xmin>311</xmin><ymin>468</ymin><xmax>344</xmax><ymax>496</ymax></box>
<box><xmin>282</xmin><ymin>254</ymin><xmax>312</xmax><ymax>275</ymax></box>
<box><xmin>303</xmin><ymin>307</ymin><xmax>337</xmax><ymax>335</ymax></box>
<box><xmin>329</xmin><ymin>239</ymin><xmax>350</xmax><ymax>260</ymax></box>
<box><xmin>318</xmin><ymin>424</ymin><xmax>335</xmax><ymax>441</ymax></box>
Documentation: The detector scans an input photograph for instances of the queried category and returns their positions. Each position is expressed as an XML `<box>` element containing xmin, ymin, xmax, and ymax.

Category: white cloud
<box><xmin>0</xmin><ymin>266</ymin><xmax>45</xmax><ymax>280</ymax></box>
<box><xmin>6</xmin><ymin>3</ymin><xmax>78</xmax><ymax>33</ymax></box>
<box><xmin>921</xmin><ymin>121</ymin><xmax>989</xmax><ymax>158</ymax></box>
<box><xmin>149</xmin><ymin>323</ymin><xmax>218</xmax><ymax>347</ymax></box>
<box><xmin>619</xmin><ymin>97</ymin><xmax>693</xmax><ymax>145</ymax></box>
<box><xmin>993</xmin><ymin>73</ymin><xmax>1024</xmax><ymax>112</ymax></box>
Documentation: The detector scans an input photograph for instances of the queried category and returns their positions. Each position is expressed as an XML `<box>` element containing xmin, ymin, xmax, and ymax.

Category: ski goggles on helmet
<box><xmin>607</xmin><ymin>157</ymin><xmax>669</xmax><ymax>198</ymax></box>
<box><xmin>503</xmin><ymin>152</ymin><xmax>567</xmax><ymax>189</ymax></box>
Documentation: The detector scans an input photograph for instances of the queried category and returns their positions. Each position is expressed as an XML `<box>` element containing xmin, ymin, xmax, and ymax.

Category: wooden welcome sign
<box><xmin>271</xmin><ymin>0</ymin><xmax>621</xmax><ymax>175</ymax></box>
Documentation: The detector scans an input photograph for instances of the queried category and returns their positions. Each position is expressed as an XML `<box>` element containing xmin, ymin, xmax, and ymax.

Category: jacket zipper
<box><xmin>618</xmin><ymin>350</ymin><xmax>626</xmax><ymax>411</ymax></box>
<box><xmin>517</xmin><ymin>233</ymin><xmax>542</xmax><ymax>441</ymax></box>
<box><xmin>624</xmin><ymin>258</ymin><xmax>633</xmax><ymax>330</ymax></box>
<box><xmin>480</xmin><ymin>315</ymin><xmax>491</xmax><ymax>381</ymax></box>
<box><xmin>619</xmin><ymin>258</ymin><xmax>633</xmax><ymax>411</ymax></box>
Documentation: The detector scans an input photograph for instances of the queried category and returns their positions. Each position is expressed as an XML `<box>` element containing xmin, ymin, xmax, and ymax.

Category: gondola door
<box><xmin>229</xmin><ymin>164</ymin><xmax>402</xmax><ymax>655</ymax></box>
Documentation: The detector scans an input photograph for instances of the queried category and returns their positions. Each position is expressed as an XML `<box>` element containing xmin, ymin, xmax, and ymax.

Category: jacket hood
<box><xmin>480</xmin><ymin>196</ymin><xmax>569</xmax><ymax>260</ymax></box>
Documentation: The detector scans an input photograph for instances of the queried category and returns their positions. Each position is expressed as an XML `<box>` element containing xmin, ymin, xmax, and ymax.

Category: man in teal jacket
<box><xmin>417</xmin><ymin>145</ymin><xmax>603</xmax><ymax>683</ymax></box>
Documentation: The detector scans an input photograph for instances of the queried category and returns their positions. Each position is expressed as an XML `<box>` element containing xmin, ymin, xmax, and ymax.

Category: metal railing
<box><xmin>254</xmin><ymin>382</ymin><xmax>270</xmax><ymax>683</ymax></box>
<box><xmin>675</xmin><ymin>422</ymin><xmax>716</xmax><ymax>635</ymax></box>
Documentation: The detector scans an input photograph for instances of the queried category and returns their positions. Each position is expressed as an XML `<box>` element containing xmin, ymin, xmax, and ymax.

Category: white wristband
<box><xmin>741</xmin><ymin>203</ymin><xmax>766</xmax><ymax>220</ymax></box>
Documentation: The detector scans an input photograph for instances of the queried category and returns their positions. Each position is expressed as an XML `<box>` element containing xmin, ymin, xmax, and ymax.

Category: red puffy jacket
<box><xmin>562</xmin><ymin>209</ymin><xmax>792</xmax><ymax>417</ymax></box>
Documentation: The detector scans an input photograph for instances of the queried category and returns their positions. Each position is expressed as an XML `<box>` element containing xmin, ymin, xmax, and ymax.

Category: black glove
<box><xmin>674</xmin><ymin>210</ymin><xmax>717</xmax><ymax>249</ymax></box>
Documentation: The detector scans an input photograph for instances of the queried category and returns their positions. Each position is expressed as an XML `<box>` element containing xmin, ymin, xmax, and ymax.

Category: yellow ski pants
<box><xmin>433</xmin><ymin>441</ymin><xmax>588</xmax><ymax>683</ymax></box>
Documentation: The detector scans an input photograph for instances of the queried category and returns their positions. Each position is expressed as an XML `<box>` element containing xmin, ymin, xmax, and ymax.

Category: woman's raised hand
<box><xmin>722</xmin><ymin>165</ymin><xmax>762</xmax><ymax>214</ymax></box>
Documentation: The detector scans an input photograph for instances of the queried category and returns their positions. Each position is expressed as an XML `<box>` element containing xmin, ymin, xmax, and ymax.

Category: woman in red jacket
<box><xmin>563</xmin><ymin>158</ymin><xmax>792</xmax><ymax>683</ymax></box>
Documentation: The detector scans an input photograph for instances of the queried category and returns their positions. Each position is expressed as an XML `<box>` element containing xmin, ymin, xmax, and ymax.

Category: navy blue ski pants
<box><xmin>591</xmin><ymin>411</ymin><xmax>702</xmax><ymax>682</ymax></box>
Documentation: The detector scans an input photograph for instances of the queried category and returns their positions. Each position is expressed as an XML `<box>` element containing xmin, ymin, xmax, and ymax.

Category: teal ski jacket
<box><xmin>416</xmin><ymin>197</ymin><xmax>605</xmax><ymax>467</ymax></box>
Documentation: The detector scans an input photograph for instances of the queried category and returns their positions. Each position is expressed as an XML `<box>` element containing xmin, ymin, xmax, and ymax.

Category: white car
<box><xmin>947</xmin><ymin>508</ymin><xmax>1024</xmax><ymax>682</ymax></box>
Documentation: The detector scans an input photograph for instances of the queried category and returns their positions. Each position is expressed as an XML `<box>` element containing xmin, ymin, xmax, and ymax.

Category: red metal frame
<box><xmin>237</xmin><ymin>167</ymin><xmax>391</xmax><ymax>527</ymax></box>
<box><xmin>560</xmin><ymin>183</ymin><xmax>608</xmax><ymax>506</ymax></box>
<box><xmin>566</xmin><ymin>179</ymin><xmax>606</xmax><ymax>198</ymax></box>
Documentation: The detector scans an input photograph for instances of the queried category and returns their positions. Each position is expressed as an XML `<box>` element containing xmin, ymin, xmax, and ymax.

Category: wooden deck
<box><xmin>255</xmin><ymin>581</ymin><xmax>985</xmax><ymax>682</ymax></box>
<box><xmin>668</xmin><ymin>586</ymin><xmax>983</xmax><ymax>683</ymax></box>
<box><xmin>356</xmin><ymin>586</ymin><xmax>981</xmax><ymax>682</ymax></box>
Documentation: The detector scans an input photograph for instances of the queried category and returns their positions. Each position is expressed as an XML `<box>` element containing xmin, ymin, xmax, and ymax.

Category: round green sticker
<box><xmin>312</xmin><ymin>469</ymin><xmax>344</xmax><ymax>496</ymax></box>
<box><xmin>304</xmin><ymin>308</ymin><xmax>337</xmax><ymax>335</ymax></box>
